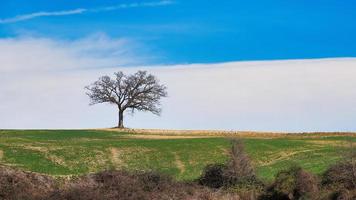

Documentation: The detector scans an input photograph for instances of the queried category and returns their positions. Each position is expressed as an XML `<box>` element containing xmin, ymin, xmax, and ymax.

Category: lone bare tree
<box><xmin>85</xmin><ymin>71</ymin><xmax>167</xmax><ymax>128</ymax></box>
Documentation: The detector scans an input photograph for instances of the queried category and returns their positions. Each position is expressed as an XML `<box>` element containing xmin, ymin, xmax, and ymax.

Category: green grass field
<box><xmin>0</xmin><ymin>130</ymin><xmax>354</xmax><ymax>181</ymax></box>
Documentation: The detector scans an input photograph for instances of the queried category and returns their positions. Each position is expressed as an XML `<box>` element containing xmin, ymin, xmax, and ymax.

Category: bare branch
<box><xmin>85</xmin><ymin>70</ymin><xmax>167</xmax><ymax>128</ymax></box>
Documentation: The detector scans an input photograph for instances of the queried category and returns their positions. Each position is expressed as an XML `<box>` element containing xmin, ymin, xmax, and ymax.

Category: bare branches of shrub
<box><xmin>267</xmin><ymin>166</ymin><xmax>319</xmax><ymax>200</ymax></box>
<box><xmin>226</xmin><ymin>139</ymin><xmax>256</xmax><ymax>183</ymax></box>
<box><xmin>199</xmin><ymin>139</ymin><xmax>261</xmax><ymax>190</ymax></box>
<box><xmin>0</xmin><ymin>166</ymin><xmax>55</xmax><ymax>200</ymax></box>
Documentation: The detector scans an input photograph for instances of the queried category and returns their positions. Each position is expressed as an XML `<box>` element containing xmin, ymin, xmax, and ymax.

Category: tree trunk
<box><xmin>118</xmin><ymin>110</ymin><xmax>124</xmax><ymax>128</ymax></box>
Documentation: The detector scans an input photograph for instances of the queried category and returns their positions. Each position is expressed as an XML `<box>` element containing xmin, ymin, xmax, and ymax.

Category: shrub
<box><xmin>196</xmin><ymin>191</ymin><xmax>242</xmax><ymax>200</ymax></box>
<box><xmin>318</xmin><ymin>141</ymin><xmax>356</xmax><ymax>200</ymax></box>
<box><xmin>227</xmin><ymin>139</ymin><xmax>256</xmax><ymax>180</ymax></box>
<box><xmin>321</xmin><ymin>153</ymin><xmax>356</xmax><ymax>200</ymax></box>
<box><xmin>269</xmin><ymin>166</ymin><xmax>319</xmax><ymax>200</ymax></box>
<box><xmin>330</xmin><ymin>189</ymin><xmax>356</xmax><ymax>200</ymax></box>
<box><xmin>199</xmin><ymin>139</ymin><xmax>261</xmax><ymax>191</ymax></box>
<box><xmin>51</xmin><ymin>170</ymin><xmax>226</xmax><ymax>200</ymax></box>
<box><xmin>0</xmin><ymin>166</ymin><xmax>55</xmax><ymax>200</ymax></box>
<box><xmin>322</xmin><ymin>161</ymin><xmax>356</xmax><ymax>190</ymax></box>
<box><xmin>199</xmin><ymin>164</ymin><xmax>227</xmax><ymax>188</ymax></box>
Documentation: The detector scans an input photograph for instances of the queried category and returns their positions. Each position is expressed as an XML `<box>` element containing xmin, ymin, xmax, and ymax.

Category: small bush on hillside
<box><xmin>228</xmin><ymin>139</ymin><xmax>255</xmax><ymax>175</ymax></box>
<box><xmin>323</xmin><ymin>161</ymin><xmax>356</xmax><ymax>189</ymax></box>
<box><xmin>322</xmin><ymin>160</ymin><xmax>356</xmax><ymax>190</ymax></box>
<box><xmin>0</xmin><ymin>166</ymin><xmax>55</xmax><ymax>200</ymax></box>
<box><xmin>330</xmin><ymin>189</ymin><xmax>356</xmax><ymax>200</ymax></box>
<box><xmin>199</xmin><ymin>139</ymin><xmax>262</xmax><ymax>190</ymax></box>
<box><xmin>321</xmin><ymin>148</ymin><xmax>356</xmax><ymax>200</ymax></box>
<box><xmin>225</xmin><ymin>139</ymin><xmax>258</xmax><ymax>184</ymax></box>
<box><xmin>199</xmin><ymin>164</ymin><xmax>227</xmax><ymax>188</ymax></box>
<box><xmin>265</xmin><ymin>166</ymin><xmax>319</xmax><ymax>200</ymax></box>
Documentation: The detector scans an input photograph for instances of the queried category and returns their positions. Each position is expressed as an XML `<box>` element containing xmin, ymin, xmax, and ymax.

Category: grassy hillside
<box><xmin>0</xmin><ymin>130</ymin><xmax>354</xmax><ymax>181</ymax></box>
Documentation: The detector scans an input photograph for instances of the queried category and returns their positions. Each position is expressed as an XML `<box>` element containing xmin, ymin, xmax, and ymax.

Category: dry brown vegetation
<box><xmin>199</xmin><ymin>139</ymin><xmax>261</xmax><ymax>190</ymax></box>
<box><xmin>261</xmin><ymin>166</ymin><xmax>320</xmax><ymax>199</ymax></box>
<box><xmin>0</xmin><ymin>165</ymin><xmax>56</xmax><ymax>200</ymax></box>
<box><xmin>0</xmin><ymin>166</ymin><xmax>242</xmax><ymax>200</ymax></box>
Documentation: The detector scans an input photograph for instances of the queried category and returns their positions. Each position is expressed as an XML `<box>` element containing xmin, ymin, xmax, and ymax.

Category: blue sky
<box><xmin>1</xmin><ymin>0</ymin><xmax>356</xmax><ymax>64</ymax></box>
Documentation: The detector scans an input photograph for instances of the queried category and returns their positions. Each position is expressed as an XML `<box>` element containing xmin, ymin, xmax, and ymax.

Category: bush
<box><xmin>0</xmin><ymin>166</ymin><xmax>242</xmax><ymax>200</ymax></box>
<box><xmin>267</xmin><ymin>166</ymin><xmax>319</xmax><ymax>200</ymax></box>
<box><xmin>52</xmin><ymin>170</ymin><xmax>194</xmax><ymax>200</ymax></box>
<box><xmin>0</xmin><ymin>166</ymin><xmax>55</xmax><ymax>200</ymax></box>
<box><xmin>199</xmin><ymin>139</ymin><xmax>262</xmax><ymax>191</ymax></box>
<box><xmin>330</xmin><ymin>189</ymin><xmax>356</xmax><ymax>200</ymax></box>
<box><xmin>227</xmin><ymin>139</ymin><xmax>256</xmax><ymax>180</ymax></box>
<box><xmin>199</xmin><ymin>164</ymin><xmax>227</xmax><ymax>188</ymax></box>
<box><xmin>321</xmin><ymin>152</ymin><xmax>356</xmax><ymax>200</ymax></box>
<box><xmin>322</xmin><ymin>161</ymin><xmax>356</xmax><ymax>190</ymax></box>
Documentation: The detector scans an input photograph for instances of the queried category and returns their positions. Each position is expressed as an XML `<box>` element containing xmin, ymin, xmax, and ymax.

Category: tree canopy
<box><xmin>85</xmin><ymin>70</ymin><xmax>167</xmax><ymax>128</ymax></box>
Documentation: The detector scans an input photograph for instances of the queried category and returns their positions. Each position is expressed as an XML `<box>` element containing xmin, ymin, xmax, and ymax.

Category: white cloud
<box><xmin>0</xmin><ymin>35</ymin><xmax>151</xmax><ymax>129</ymax></box>
<box><xmin>0</xmin><ymin>34</ymin><xmax>144</xmax><ymax>73</ymax></box>
<box><xmin>0</xmin><ymin>1</ymin><xmax>174</xmax><ymax>24</ymax></box>
<box><xmin>1</xmin><ymin>35</ymin><xmax>356</xmax><ymax>131</ymax></box>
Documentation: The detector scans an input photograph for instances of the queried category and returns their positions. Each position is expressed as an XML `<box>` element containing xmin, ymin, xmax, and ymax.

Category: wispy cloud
<box><xmin>0</xmin><ymin>9</ymin><xmax>86</xmax><ymax>24</ymax></box>
<box><xmin>0</xmin><ymin>1</ymin><xmax>174</xmax><ymax>24</ymax></box>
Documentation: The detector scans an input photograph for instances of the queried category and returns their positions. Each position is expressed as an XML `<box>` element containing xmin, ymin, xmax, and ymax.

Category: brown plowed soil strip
<box><xmin>174</xmin><ymin>153</ymin><xmax>185</xmax><ymax>174</ymax></box>
<box><xmin>110</xmin><ymin>148</ymin><xmax>122</xmax><ymax>167</ymax></box>
<box><xmin>123</xmin><ymin>135</ymin><xmax>214</xmax><ymax>139</ymax></box>
<box><xmin>98</xmin><ymin>128</ymin><xmax>356</xmax><ymax>138</ymax></box>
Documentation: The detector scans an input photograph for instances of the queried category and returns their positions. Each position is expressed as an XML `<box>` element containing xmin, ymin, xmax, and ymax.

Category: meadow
<box><xmin>0</xmin><ymin>129</ymin><xmax>354</xmax><ymax>181</ymax></box>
